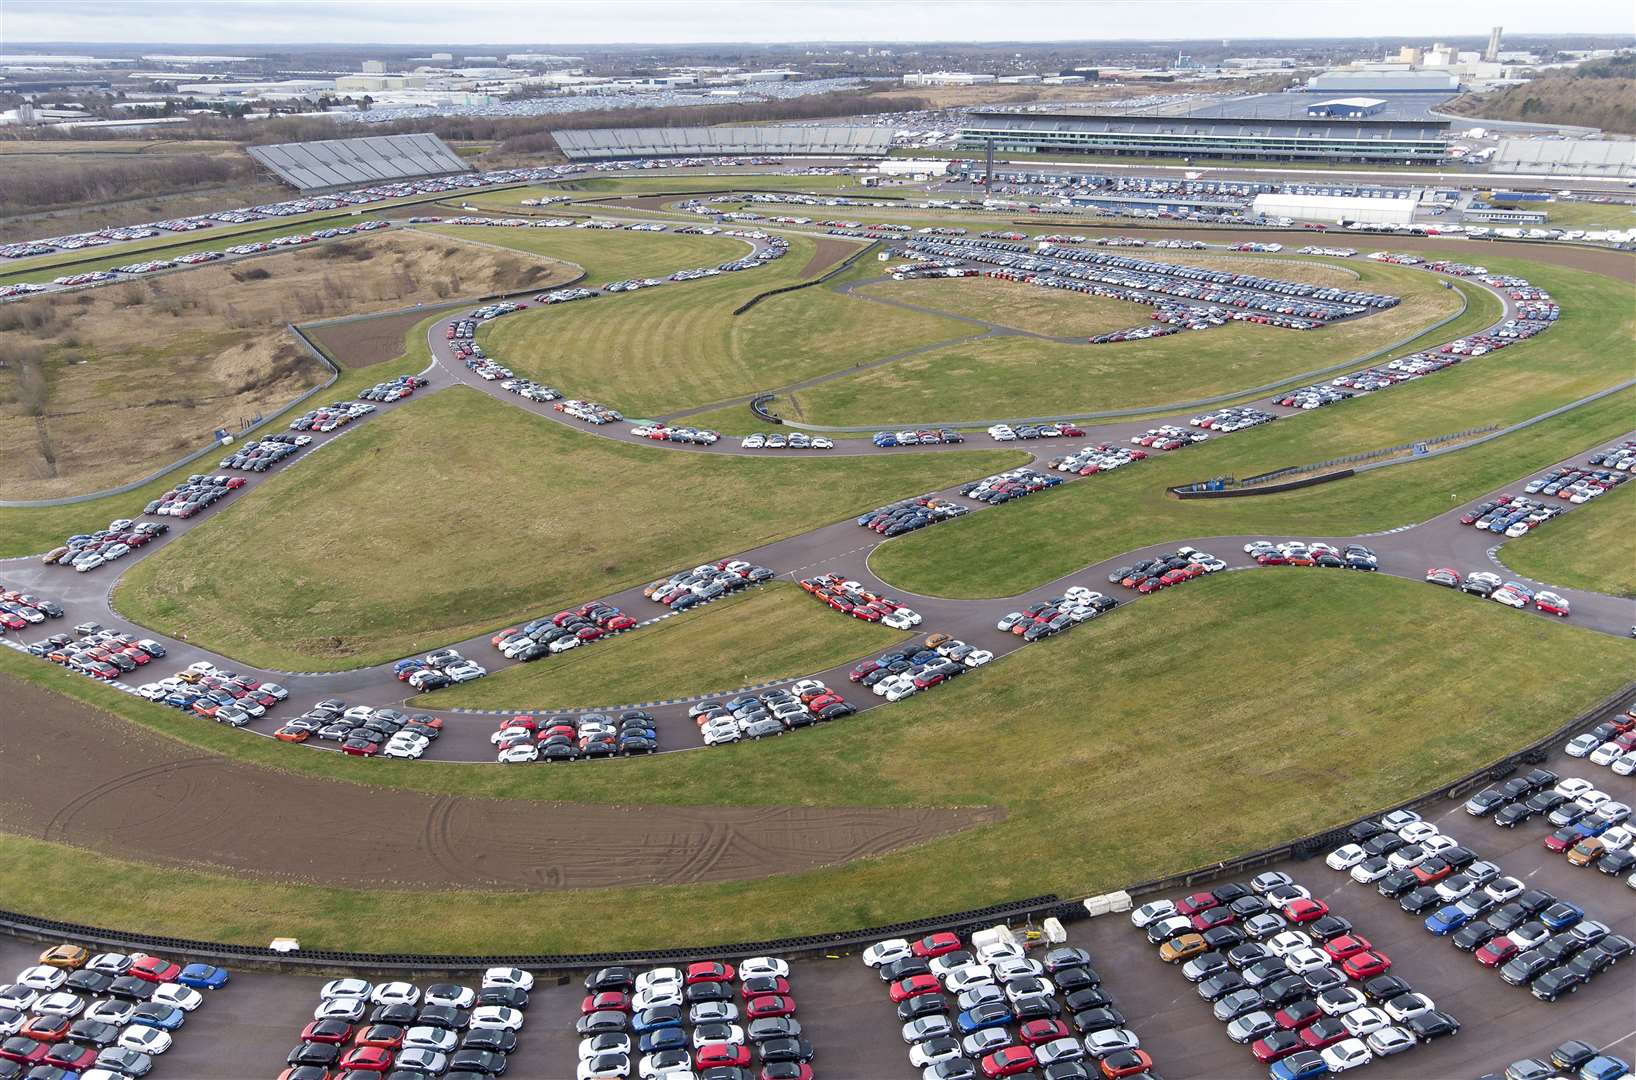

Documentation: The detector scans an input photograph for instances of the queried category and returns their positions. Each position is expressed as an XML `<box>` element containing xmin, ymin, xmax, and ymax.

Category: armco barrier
<box><xmin>1119</xmin><ymin>680</ymin><xmax>1636</xmax><ymax>899</ymax></box>
<box><xmin>0</xmin><ymin>894</ymin><xmax>1062</xmax><ymax>977</ymax></box>
<box><xmin>1169</xmin><ymin>469</ymin><xmax>1353</xmax><ymax>499</ymax></box>
<box><xmin>750</xmin><ymin>393</ymin><xmax>783</xmax><ymax>424</ymax></box>
<box><xmin>732</xmin><ymin>238</ymin><xmax>879</xmax><ymax>315</ymax></box>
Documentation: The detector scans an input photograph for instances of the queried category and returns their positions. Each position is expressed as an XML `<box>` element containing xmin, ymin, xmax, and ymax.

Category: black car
<box><xmin>1551</xmin><ymin>1040</ymin><xmax>1600</xmax><ymax>1071</ymax></box>
<box><xmin>460</xmin><ymin>1027</ymin><xmax>517</xmax><ymax>1054</ymax></box>
<box><xmin>1042</xmin><ymin>1062</ymin><xmax>1092</xmax><ymax>1080</ymax></box>
<box><xmin>1072</xmin><ymin>1006</ymin><xmax>1125</xmax><ymax>1033</ymax></box>
<box><xmin>1598</xmin><ymin>849</ymin><xmax>1636</xmax><ymax>876</ymax></box>
<box><xmin>1377</xmin><ymin>869</ymin><xmax>1418</xmax><ymax>898</ymax></box>
<box><xmin>287</xmin><ymin>1043</ymin><xmax>340</xmax><ymax>1067</ymax></box>
<box><xmin>1494</xmin><ymin>802</ymin><xmax>1534</xmax><ymax>828</ymax></box>
<box><xmin>1063</xmin><ymin>988</ymin><xmax>1112</xmax><ymax>1014</ymax></box>
<box><xmin>449</xmin><ymin>1048</ymin><xmax>507</xmax><ymax>1074</ymax></box>
<box><xmin>478</xmin><ymin>986</ymin><xmax>528</xmax><ymax>1010</ymax></box>
<box><xmin>1531</xmin><ymin>967</ymin><xmax>1584</xmax><ymax>1001</ymax></box>
<box><xmin>1302</xmin><ymin>967</ymin><xmax>1346</xmax><ymax>994</ymax></box>
<box><xmin>63</xmin><ymin>970</ymin><xmax>113</xmax><ymax>995</ymax></box>
<box><xmin>1500</xmin><ymin>950</ymin><xmax>1554</xmax><ymax>986</ymax></box>
<box><xmin>762</xmin><ymin>1063</ymin><xmax>818</xmax><ymax>1080</ymax></box>
<box><xmin>1259</xmin><ymin>975</ymin><xmax>1309</xmax><ymax>1008</ymax></box>
<box><xmin>1198</xmin><ymin>972</ymin><xmax>1248</xmax><ymax>1001</ymax></box>
<box><xmin>1202</xmin><ymin>925</ymin><xmax>1245</xmax><ymax>951</ymax></box>
<box><xmin>1053</xmin><ymin>966</ymin><xmax>1100</xmax><ymax>994</ymax></box>
<box><xmin>1362</xmin><ymin>975</ymin><xmax>1413</xmax><ymax>1003</ymax></box>
<box><xmin>897</xmin><ymin>993</ymin><xmax>946</xmax><ymax>1022</ymax></box>
<box><xmin>1407</xmin><ymin>1010</ymin><xmax>1460</xmax><ymax>1041</ymax></box>
<box><xmin>1043</xmin><ymin>948</ymin><xmax>1091</xmax><ymax>973</ymax></box>
<box><xmin>1399</xmin><ymin>886</ymin><xmax>1443</xmax><ymax>914</ymax></box>
<box><xmin>685</xmin><ymin>981</ymin><xmax>733</xmax><ymax>1005</ymax></box>
<box><xmin>1515</xmin><ymin>889</ymin><xmax>1557</xmax><ymax>915</ymax></box>
<box><xmin>1465</xmin><ymin>788</ymin><xmax>1510</xmax><ymax>816</ymax></box>
<box><xmin>760</xmin><ymin>1037</ymin><xmax>815</xmax><ymax>1064</ymax></box>
<box><xmin>371</xmin><ymin>1003</ymin><xmax>418</xmax><ymax>1026</ymax></box>
<box><xmin>63</xmin><ymin>1019</ymin><xmax>119</xmax><ymax>1047</ymax></box>
<box><xmin>1306</xmin><ymin>914</ymin><xmax>1352</xmax><ymax>942</ymax></box>
<box><xmin>1451</xmin><ymin>922</ymin><xmax>1501</xmax><ymax>952</ymax></box>
<box><xmin>879</xmin><ymin>956</ymin><xmax>931</xmax><ymax>983</ymax></box>
<box><xmin>746</xmin><ymin>1017</ymin><xmax>802</xmax><ymax>1043</ymax></box>
<box><xmin>106</xmin><ymin>976</ymin><xmax>156</xmax><ymax>1001</ymax></box>
<box><xmin>575</xmin><ymin>1010</ymin><xmax>627</xmax><ymax>1036</ymax></box>
<box><xmin>1012</xmin><ymin>994</ymin><xmax>1060</xmax><ymax>1021</ymax></box>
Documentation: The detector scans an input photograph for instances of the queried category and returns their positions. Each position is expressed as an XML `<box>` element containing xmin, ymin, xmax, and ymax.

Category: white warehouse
<box><xmin>1251</xmin><ymin>192</ymin><xmax>1419</xmax><ymax>225</ymax></box>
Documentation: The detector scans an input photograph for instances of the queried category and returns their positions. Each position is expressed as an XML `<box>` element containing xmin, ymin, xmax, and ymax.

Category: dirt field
<box><xmin>308</xmin><ymin>308</ymin><xmax>445</xmax><ymax>369</ymax></box>
<box><xmin>800</xmin><ymin>235</ymin><xmax>867</xmax><ymax>278</ymax></box>
<box><xmin>0</xmin><ymin>674</ymin><xmax>1000</xmax><ymax>890</ymax></box>
<box><xmin>0</xmin><ymin>230</ymin><xmax>572</xmax><ymax>500</ymax></box>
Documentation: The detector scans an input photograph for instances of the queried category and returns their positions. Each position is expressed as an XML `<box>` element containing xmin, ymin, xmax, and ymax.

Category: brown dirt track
<box><xmin>0</xmin><ymin>675</ymin><xmax>1001</xmax><ymax>891</ymax></box>
<box><xmin>801</xmin><ymin>235</ymin><xmax>867</xmax><ymax>278</ymax></box>
<box><xmin>308</xmin><ymin>308</ymin><xmax>446</xmax><ymax>369</ymax></box>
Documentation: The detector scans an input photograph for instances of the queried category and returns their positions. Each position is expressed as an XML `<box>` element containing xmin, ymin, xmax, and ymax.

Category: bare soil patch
<box><xmin>309</xmin><ymin>309</ymin><xmax>446</xmax><ymax>369</ymax></box>
<box><xmin>0</xmin><ymin>674</ymin><xmax>1001</xmax><ymax>891</ymax></box>
<box><xmin>801</xmin><ymin>235</ymin><xmax>866</xmax><ymax>278</ymax></box>
<box><xmin>0</xmin><ymin>230</ymin><xmax>572</xmax><ymax>500</ymax></box>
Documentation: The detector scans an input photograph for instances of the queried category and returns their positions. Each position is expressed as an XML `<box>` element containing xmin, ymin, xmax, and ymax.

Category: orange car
<box><xmin>274</xmin><ymin>727</ymin><xmax>310</xmax><ymax>743</ymax></box>
<box><xmin>38</xmin><ymin>944</ymin><xmax>89</xmax><ymax>970</ymax></box>
<box><xmin>1159</xmin><ymin>933</ymin><xmax>1208</xmax><ymax>963</ymax></box>
<box><xmin>1567</xmin><ymin>837</ymin><xmax>1606</xmax><ymax>867</ymax></box>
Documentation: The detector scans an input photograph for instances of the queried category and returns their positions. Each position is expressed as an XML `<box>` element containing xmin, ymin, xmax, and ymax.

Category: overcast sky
<box><xmin>4</xmin><ymin>0</ymin><xmax>1633</xmax><ymax>46</ymax></box>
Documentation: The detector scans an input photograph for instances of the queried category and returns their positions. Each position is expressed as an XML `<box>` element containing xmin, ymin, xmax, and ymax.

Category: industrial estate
<box><xmin>1</xmin><ymin>7</ymin><xmax>1634</xmax><ymax>1080</ymax></box>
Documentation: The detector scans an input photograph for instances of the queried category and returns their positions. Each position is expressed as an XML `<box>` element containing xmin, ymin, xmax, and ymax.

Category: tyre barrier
<box><xmin>1168</xmin><ymin>469</ymin><xmax>1354</xmax><ymax>499</ymax></box>
<box><xmin>0</xmin><ymin>893</ymin><xmax>1062</xmax><ymax>977</ymax></box>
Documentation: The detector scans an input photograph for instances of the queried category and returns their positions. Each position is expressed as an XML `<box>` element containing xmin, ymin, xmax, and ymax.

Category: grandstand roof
<box><xmin>247</xmin><ymin>133</ymin><xmax>471</xmax><ymax>192</ymax></box>
<box><xmin>1490</xmin><ymin>139</ymin><xmax>1636</xmax><ymax>178</ymax></box>
<box><xmin>963</xmin><ymin>110</ymin><xmax>1447</xmax><ymax>142</ymax></box>
<box><xmin>551</xmin><ymin>125</ymin><xmax>891</xmax><ymax>160</ymax></box>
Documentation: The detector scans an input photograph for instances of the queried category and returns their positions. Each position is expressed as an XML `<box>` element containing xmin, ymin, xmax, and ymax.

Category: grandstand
<box><xmin>958</xmin><ymin>110</ymin><xmax>1449</xmax><ymax>165</ymax></box>
<box><xmin>1489</xmin><ymin>139</ymin><xmax>1636</xmax><ymax>179</ymax></box>
<box><xmin>247</xmin><ymin>133</ymin><xmax>472</xmax><ymax>192</ymax></box>
<box><xmin>552</xmin><ymin>125</ymin><xmax>892</xmax><ymax>161</ymax></box>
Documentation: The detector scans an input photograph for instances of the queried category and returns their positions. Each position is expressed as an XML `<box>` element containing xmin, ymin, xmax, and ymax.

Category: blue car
<box><xmin>1541</xmin><ymin>901</ymin><xmax>1585</xmax><ymax>931</ymax></box>
<box><xmin>955</xmin><ymin>1002</ymin><xmax>1013</xmax><ymax>1034</ymax></box>
<box><xmin>1582</xmin><ymin>1056</ymin><xmax>1631</xmax><ymax>1080</ymax></box>
<box><xmin>1572</xmin><ymin>819</ymin><xmax>1610</xmax><ymax>839</ymax></box>
<box><xmin>638</xmin><ymin>1027</ymin><xmax>687</xmax><ymax>1054</ymax></box>
<box><xmin>132</xmin><ymin>1004</ymin><xmax>185</xmax><ymax>1030</ymax></box>
<box><xmin>164</xmin><ymin>691</ymin><xmax>197</xmax><ymax>709</ymax></box>
<box><xmin>393</xmin><ymin>659</ymin><xmax>423</xmax><ymax>674</ymax></box>
<box><xmin>630</xmin><ymin>1007</ymin><xmax>683</xmax><ymax>1034</ymax></box>
<box><xmin>177</xmin><ymin>963</ymin><xmax>229</xmax><ymax>990</ymax></box>
<box><xmin>1425</xmin><ymin>904</ymin><xmax>1470</xmax><ymax>935</ymax></box>
<box><xmin>1270</xmin><ymin>1049</ymin><xmax>1329</xmax><ymax>1080</ymax></box>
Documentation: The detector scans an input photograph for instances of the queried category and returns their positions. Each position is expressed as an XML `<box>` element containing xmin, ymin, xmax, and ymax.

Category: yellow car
<box><xmin>1567</xmin><ymin>837</ymin><xmax>1606</xmax><ymax>867</ymax></box>
<box><xmin>1159</xmin><ymin>933</ymin><xmax>1207</xmax><ymax>963</ymax></box>
<box><xmin>38</xmin><ymin>944</ymin><xmax>89</xmax><ymax>970</ymax></box>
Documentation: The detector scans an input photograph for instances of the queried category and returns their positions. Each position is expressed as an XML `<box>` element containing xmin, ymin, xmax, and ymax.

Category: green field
<box><xmin>113</xmin><ymin>387</ymin><xmax>1026</xmax><ymax>670</ymax></box>
<box><xmin>1543</xmin><ymin>200</ymin><xmax>1636</xmax><ymax>230</ymax></box>
<box><xmin>417</xmin><ymin>223</ymin><xmax>750</xmax><ymax>284</ymax></box>
<box><xmin>1504</xmin><ymin>481</ymin><xmax>1636</xmax><ymax>598</ymax></box>
<box><xmin>6</xmin><ymin>570</ymin><xmax>1631</xmax><ymax>952</ymax></box>
<box><xmin>477</xmin><ymin>233</ymin><xmax>973</xmax><ymax>416</ymax></box>
<box><xmin>783</xmin><ymin>257</ymin><xmax>1467</xmax><ymax>427</ymax></box>
<box><xmin>437</xmin><ymin>581</ymin><xmax>910</xmax><ymax>710</ymax></box>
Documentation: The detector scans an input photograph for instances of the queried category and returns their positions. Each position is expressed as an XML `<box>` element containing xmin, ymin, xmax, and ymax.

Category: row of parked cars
<box><xmin>537</xmin><ymin>287</ymin><xmax>597</xmax><ymax>305</ymax></box>
<box><xmin>693</xmin><ymin>679</ymin><xmax>855</xmax><ymax>746</ymax></box>
<box><xmin>392</xmin><ymin>648</ymin><xmax>486</xmax><ymax>693</ymax></box>
<box><xmin>996</xmin><ymin>585</ymin><xmax>1121</xmax><ymax>642</ymax></box>
<box><xmin>1523</xmin><ymin>465</ymin><xmax>1628</xmax><ymax>504</ymax></box>
<box><xmin>0</xmin><ymin>589</ymin><xmax>64</xmax><ymax>628</ymax></box>
<box><xmin>489</xmin><ymin>600</ymin><xmax>640</xmax><ymax>665</ymax></box>
<box><xmin>1327</xmin><ymin>803</ymin><xmax>1631</xmax><ymax>1004</ymax></box>
<box><xmin>1564</xmin><ymin>702</ymin><xmax>1636</xmax><ymax>782</ymax></box>
<box><xmin>272</xmin><ymin>699</ymin><xmax>442</xmax><ymax>758</ymax></box>
<box><xmin>987</xmin><ymin>423</ymin><xmax>1087</xmax><ymax>442</ymax></box>
<box><xmin>283</xmin><ymin>971</ymin><xmax>531</xmax><ymax>1080</ymax></box>
<box><xmin>496</xmin><ymin>710</ymin><xmax>658</xmax><ymax>762</ymax></box>
<box><xmin>1587</xmin><ymin>440</ymin><xmax>1636</xmax><ymax>472</ymax></box>
<box><xmin>738</xmin><ymin>432</ymin><xmax>833</xmax><ymax>450</ymax></box>
<box><xmin>632</xmin><ymin>424</ymin><xmax>723</xmax><ymax>446</ymax></box>
<box><xmin>797</xmin><ymin>572</ymin><xmax>922</xmax><ymax>629</ymax></box>
<box><xmin>1136</xmin><ymin>869</ymin><xmax>1459</xmax><ymax>1078</ymax></box>
<box><xmin>358</xmin><ymin>374</ymin><xmax>428</xmax><ymax>404</ymax></box>
<box><xmin>874</xmin><ymin>429</ymin><xmax>966</xmax><ymax>449</ymax></box>
<box><xmin>0</xmin><ymin>944</ymin><xmax>229</xmax><ymax>1080</ymax></box>
<box><xmin>28</xmin><ymin>621</ymin><xmax>169</xmax><ymax>685</ymax></box>
<box><xmin>1110</xmin><ymin>546</ymin><xmax>1230</xmax><ymax>596</ymax></box>
<box><xmin>850</xmin><ymin>635</ymin><xmax>994</xmax><ymax>693</ymax></box>
<box><xmin>574</xmin><ymin>958</ymin><xmax>807</xmax><ymax>1080</ymax></box>
<box><xmin>38</xmin><ymin>514</ymin><xmax>168</xmax><ymax>572</ymax></box>
<box><xmin>1046</xmin><ymin>444</ymin><xmax>1147</xmax><ymax>476</ymax></box>
<box><xmin>857</xmin><ymin>495</ymin><xmax>970</xmax><ymax>539</ymax></box>
<box><xmin>132</xmin><ymin>658</ymin><xmax>291</xmax><ymax>729</ymax></box>
<box><xmin>1489</xmin><ymin>1039</ymin><xmax>1631</xmax><ymax>1080</ymax></box>
<box><xmin>1424</xmin><ymin>568</ymin><xmax>1571</xmax><ymax>617</ymax></box>
<box><xmin>217</xmin><ymin>433</ymin><xmax>309</xmax><ymax>472</ymax></box>
<box><xmin>960</xmin><ymin>468</ymin><xmax>1066</xmax><ymax>505</ymax></box>
<box><xmin>645</xmin><ymin>560</ymin><xmax>777</xmax><ymax>613</ymax></box>
<box><xmin>498</xmin><ymin>377</ymin><xmax>562</xmax><ymax>404</ymax></box>
<box><xmin>556</xmin><ymin>399</ymin><xmax>625</xmax><ymax>426</ymax></box>
<box><xmin>865</xmin><ymin>925</ymin><xmax>1150</xmax><ymax>1080</ymax></box>
<box><xmin>1246</xmin><ymin>540</ymin><xmax>1380</xmax><ymax>572</ymax></box>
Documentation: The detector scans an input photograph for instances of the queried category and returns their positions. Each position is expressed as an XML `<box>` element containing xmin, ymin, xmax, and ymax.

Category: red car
<box><xmin>1273</xmin><ymin>1000</ymin><xmax>1321</xmax><ymax>1031</ymax></box>
<box><xmin>695</xmin><ymin>1043</ymin><xmax>752</xmax><ymax>1069</ymax></box>
<box><xmin>1253</xmin><ymin>1033</ymin><xmax>1306</xmax><ymax>1063</ymax></box>
<box><xmin>890</xmin><ymin>974</ymin><xmax>941</xmax><ymax>1003</ymax></box>
<box><xmin>1323</xmin><ymin>934</ymin><xmax>1372</xmax><ymax>962</ymax></box>
<box><xmin>339</xmin><ymin>1045</ymin><xmax>394</xmax><ymax>1072</ymax></box>
<box><xmin>0</xmin><ymin>1040</ymin><xmax>49</xmax><ymax>1066</ymax></box>
<box><xmin>20</xmin><ymin>1015</ymin><xmax>69</xmax><ymax>1043</ymax></box>
<box><xmin>581</xmin><ymin>991</ymin><xmax>630</xmax><ymax>1015</ymax></box>
<box><xmin>44</xmin><ymin>1044</ymin><xmax>96</xmax><ymax>1071</ymax></box>
<box><xmin>686</xmin><ymin>961</ymin><xmax>735</xmax><ymax>985</ymax></box>
<box><xmin>1341</xmin><ymin>950</ymin><xmax>1391</xmax><ymax>980</ymax></box>
<box><xmin>1476</xmin><ymin>937</ymin><xmax>1519</xmax><ymax>967</ymax></box>
<box><xmin>761</xmin><ymin>1065</ymin><xmax>811</xmax><ymax>1080</ymax></box>
<box><xmin>981</xmin><ymin>1046</ymin><xmax>1037</xmax><ymax>1078</ymax></box>
<box><xmin>1101</xmin><ymin>1050</ymin><xmax>1155</xmax><ymax>1078</ymax></box>
<box><xmin>911</xmin><ymin>932</ymin><xmax>962</xmax><ymax>959</ymax></box>
<box><xmin>745</xmin><ymin>995</ymin><xmax>796</xmax><ymax>1019</ymax></box>
<box><xmin>1412</xmin><ymin>860</ymin><xmax>1453</xmax><ymax>884</ymax></box>
<box><xmin>1018</xmin><ymin>1019</ymin><xmax>1069</xmax><ymax>1046</ymax></box>
<box><xmin>130</xmin><ymin>955</ymin><xmax>181</xmax><ymax>982</ymax></box>
<box><xmin>1281</xmin><ymin>898</ymin><xmax>1328</xmax><ymax>924</ymax></box>
<box><xmin>354</xmin><ymin>1025</ymin><xmax>405</xmax><ymax>1049</ymax></box>
<box><xmin>1190</xmin><ymin>907</ymin><xmax>1235</xmax><ymax>932</ymax></box>
<box><xmin>300</xmin><ymin>1020</ymin><xmax>355</xmax><ymax>1044</ymax></box>
<box><xmin>1543</xmin><ymin>831</ymin><xmax>1577</xmax><ymax>854</ymax></box>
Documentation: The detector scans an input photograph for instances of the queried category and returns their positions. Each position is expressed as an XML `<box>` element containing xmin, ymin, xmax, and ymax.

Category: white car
<box><xmin>1129</xmin><ymin>900</ymin><xmax>1176</xmax><ymax>928</ymax></box>
<box><xmin>990</xmin><ymin>956</ymin><xmax>1044</xmax><ymax>982</ymax></box>
<box><xmin>383</xmin><ymin>733</ymin><xmax>430</xmax><ymax>759</ymax></box>
<box><xmin>963</xmin><ymin>649</ymin><xmax>993</xmax><ymax>668</ymax></box>
<box><xmin>1590</xmin><ymin>742</ymin><xmax>1623</xmax><ymax>767</ymax></box>
<box><xmin>902</xmin><ymin>1015</ymin><xmax>953</xmax><ymax>1043</ymax></box>
<box><xmin>85</xmin><ymin>1000</ymin><xmax>136</xmax><ymax>1026</ymax></box>
<box><xmin>1340</xmin><ymin>1007</ymin><xmax>1390</xmax><ymax>1037</ymax></box>
<box><xmin>1485</xmin><ymin>876</ymin><xmax>1525</xmax><ymax>904</ymax></box>
<box><xmin>1325</xmin><ymin>844</ymin><xmax>1367</xmax><ymax>871</ymax></box>
<box><xmin>14</xmin><ymin>966</ymin><xmax>66</xmax><ymax>992</ymax></box>
<box><xmin>910</xmin><ymin>1039</ymin><xmax>963</xmax><ymax>1068</ymax></box>
<box><xmin>1350</xmin><ymin>859</ymin><xmax>1392</xmax><ymax>884</ymax></box>
<box><xmin>405</xmin><ymin>1026</ymin><xmax>458</xmax><ymax>1052</ymax></box>
<box><xmin>1491</xmin><ymin>586</ymin><xmax>1529</xmax><ymax>609</ymax></box>
<box><xmin>880</xmin><ymin>610</ymin><xmax>917</xmax><ymax>630</ymax></box>
<box><xmin>445</xmin><ymin>661</ymin><xmax>487</xmax><ymax>682</ymax></box>
<box><xmin>941</xmin><ymin>964</ymin><xmax>995</xmax><ymax>994</ymax></box>
<box><xmin>701</xmin><ymin>720</ymin><xmax>741</xmax><ymax>746</ymax></box>
<box><xmin>882</xmin><ymin>677</ymin><xmax>919</xmax><ymax>702</ymax></box>
<box><xmin>1397</xmin><ymin>821</ymin><xmax>1439</xmax><ymax>844</ymax></box>
<box><xmin>137</xmin><ymin>683</ymin><xmax>170</xmax><ymax>701</ymax></box>
<box><xmin>1600</xmin><ymin>825</ymin><xmax>1636</xmax><ymax>851</ymax></box>
<box><xmin>497</xmin><ymin>744</ymin><xmax>538</xmax><ymax>764</ymax></box>
<box><xmin>579</xmin><ymin>1053</ymin><xmax>631</xmax><ymax>1080</ymax></box>
<box><xmin>1565</xmin><ymin>734</ymin><xmax>1602</xmax><ymax>758</ymax></box>
<box><xmin>482</xmin><ymin>967</ymin><xmax>534</xmax><ymax>991</ymax></box>
<box><xmin>632</xmin><ymin>985</ymin><xmax>681</xmax><ymax>1011</ymax></box>
<box><xmin>635</xmin><ymin>968</ymin><xmax>682</xmax><ymax>993</ymax></box>
<box><xmin>491</xmin><ymin>726</ymin><xmax>533</xmax><ymax>746</ymax></box>
<box><xmin>117</xmin><ymin>1025</ymin><xmax>172</xmax><ymax>1055</ymax></box>
<box><xmin>737</xmin><ymin>957</ymin><xmax>788</xmax><ymax>981</ymax></box>
<box><xmin>579</xmin><ymin>1035</ymin><xmax>631</xmax><ymax>1061</ymax></box>
<box><xmin>1318</xmin><ymin>988</ymin><xmax>1368</xmax><ymax>1016</ymax></box>
<box><xmin>1612</xmin><ymin>753</ymin><xmax>1636</xmax><ymax>776</ymax></box>
<box><xmin>151</xmin><ymin>983</ymin><xmax>203</xmax><ymax>1011</ymax></box>
<box><xmin>314</xmin><ymin>997</ymin><xmax>367</xmax><ymax>1022</ymax></box>
<box><xmin>1557</xmin><ymin>777</ymin><xmax>1595</xmax><ymax>799</ymax></box>
<box><xmin>1284</xmin><ymin>948</ymin><xmax>1332</xmax><ymax>976</ymax></box>
<box><xmin>1266</xmin><ymin>931</ymin><xmax>1313</xmax><ymax>959</ymax></box>
<box><xmin>0</xmin><ymin>1011</ymin><xmax>22</xmax><ymax>1036</ymax></box>
<box><xmin>320</xmin><ymin>978</ymin><xmax>373</xmax><ymax>1000</ymax></box>
<box><xmin>1366</xmin><ymin>1025</ymin><xmax>1416</xmax><ymax>1057</ymax></box>
<box><xmin>471</xmin><ymin>1006</ymin><xmax>524</xmax><ymax>1031</ymax></box>
<box><xmin>1085</xmin><ymin>1028</ymin><xmax>1140</xmax><ymax>1057</ymax></box>
<box><xmin>863</xmin><ymin>939</ymin><xmax>911</xmax><ymax>968</ymax></box>
<box><xmin>371</xmin><ymin>982</ymin><xmax>420</xmax><ymax>1006</ymax></box>
<box><xmin>1322</xmin><ymin>1038</ymin><xmax>1373</xmax><ymax>1073</ymax></box>
<box><xmin>1383</xmin><ymin>993</ymin><xmax>1435</xmax><ymax>1023</ymax></box>
<box><xmin>30</xmin><ymin>992</ymin><xmax>84</xmax><ymax>1018</ymax></box>
<box><xmin>424</xmin><ymin>985</ymin><xmax>477</xmax><ymax>1010</ymax></box>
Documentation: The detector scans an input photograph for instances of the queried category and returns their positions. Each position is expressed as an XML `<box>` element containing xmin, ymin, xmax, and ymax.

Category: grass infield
<box><xmin>1504</xmin><ymin>481</ymin><xmax>1636</xmax><ymax>599</ymax></box>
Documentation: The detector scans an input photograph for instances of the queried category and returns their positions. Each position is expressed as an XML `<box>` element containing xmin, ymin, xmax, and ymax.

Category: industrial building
<box><xmin>956</xmin><ymin>109</ymin><xmax>1449</xmax><ymax>165</ymax></box>
<box><xmin>1251</xmin><ymin>191</ymin><xmax>1420</xmax><ymax>225</ymax></box>
<box><xmin>1305</xmin><ymin>97</ymin><xmax>1386</xmax><ymax>119</ymax></box>
<box><xmin>551</xmin><ymin>125</ymin><xmax>892</xmax><ymax>161</ymax></box>
<box><xmin>1464</xmin><ymin>205</ymin><xmax>1549</xmax><ymax>225</ymax></box>
<box><xmin>1304</xmin><ymin>70</ymin><xmax>1460</xmax><ymax>93</ymax></box>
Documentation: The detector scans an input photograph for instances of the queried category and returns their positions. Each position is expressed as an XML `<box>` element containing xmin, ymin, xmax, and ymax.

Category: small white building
<box><xmin>1252</xmin><ymin>192</ymin><xmax>1419</xmax><ymax>225</ymax></box>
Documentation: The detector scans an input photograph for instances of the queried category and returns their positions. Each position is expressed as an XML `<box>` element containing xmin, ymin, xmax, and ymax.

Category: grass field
<box><xmin>477</xmin><ymin>233</ymin><xmax>973</xmax><ymax>416</ymax></box>
<box><xmin>113</xmin><ymin>387</ymin><xmax>1026</xmax><ymax>670</ymax></box>
<box><xmin>0</xmin><ymin>315</ymin><xmax>443</xmax><ymax>558</ymax></box>
<box><xmin>1504</xmin><ymin>482</ymin><xmax>1636</xmax><ymax>598</ymax></box>
<box><xmin>1542</xmin><ymin>200</ymin><xmax>1636</xmax><ymax>231</ymax></box>
<box><xmin>437</xmin><ymin>581</ymin><xmax>910</xmax><ymax>710</ymax></box>
<box><xmin>415</xmin><ymin>223</ymin><xmax>752</xmax><ymax>284</ymax></box>
<box><xmin>5</xmin><ymin>570</ymin><xmax>1631</xmax><ymax>952</ymax></box>
<box><xmin>0</xmin><ymin>230</ymin><xmax>566</xmax><ymax>502</ymax></box>
<box><xmin>781</xmin><ymin>257</ymin><xmax>1466</xmax><ymax>427</ymax></box>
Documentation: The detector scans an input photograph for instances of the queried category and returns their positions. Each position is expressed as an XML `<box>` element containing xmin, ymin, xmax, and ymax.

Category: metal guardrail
<box><xmin>731</xmin><ymin>238</ymin><xmax>879</xmax><ymax>316</ymax></box>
